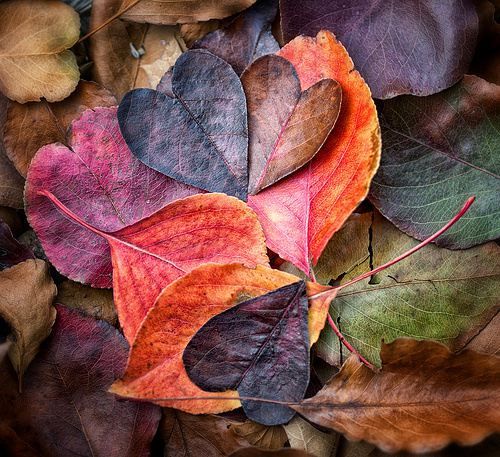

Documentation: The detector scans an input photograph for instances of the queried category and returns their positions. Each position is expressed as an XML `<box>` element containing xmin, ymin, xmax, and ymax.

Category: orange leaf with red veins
<box><xmin>248</xmin><ymin>31</ymin><xmax>381</xmax><ymax>275</ymax></box>
<box><xmin>110</xmin><ymin>263</ymin><xmax>331</xmax><ymax>415</ymax></box>
<box><xmin>41</xmin><ymin>192</ymin><xmax>268</xmax><ymax>342</ymax></box>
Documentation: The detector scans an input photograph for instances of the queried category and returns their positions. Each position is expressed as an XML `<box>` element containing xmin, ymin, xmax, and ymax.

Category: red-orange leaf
<box><xmin>248</xmin><ymin>31</ymin><xmax>381</xmax><ymax>275</ymax></box>
<box><xmin>41</xmin><ymin>192</ymin><xmax>268</xmax><ymax>342</ymax></box>
<box><xmin>110</xmin><ymin>263</ymin><xmax>330</xmax><ymax>415</ymax></box>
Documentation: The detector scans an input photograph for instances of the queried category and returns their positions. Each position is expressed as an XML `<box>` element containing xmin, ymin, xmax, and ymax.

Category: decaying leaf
<box><xmin>230</xmin><ymin>421</ymin><xmax>288</xmax><ymax>450</ymax></box>
<box><xmin>0</xmin><ymin>220</ymin><xmax>34</xmax><ymax>270</ymax></box>
<box><xmin>89</xmin><ymin>0</ymin><xmax>186</xmax><ymax>100</ymax></box>
<box><xmin>0</xmin><ymin>259</ymin><xmax>56</xmax><ymax>384</ymax></box>
<box><xmin>180</xmin><ymin>20</ymin><xmax>220</xmax><ymax>47</ymax></box>
<box><xmin>370</xmin><ymin>75</ymin><xmax>500</xmax><ymax>248</ymax></box>
<box><xmin>0</xmin><ymin>0</ymin><xmax>80</xmax><ymax>103</ymax></box>
<box><xmin>184</xmin><ymin>281</ymin><xmax>310</xmax><ymax>425</ymax></box>
<box><xmin>0</xmin><ymin>305</ymin><xmax>161</xmax><ymax>457</ymax></box>
<box><xmin>280</xmin><ymin>0</ymin><xmax>478</xmax><ymax>99</ymax></box>
<box><xmin>3</xmin><ymin>81</ymin><xmax>116</xmax><ymax>176</ymax></box>
<box><xmin>41</xmin><ymin>192</ymin><xmax>269</xmax><ymax>342</ymax></box>
<box><xmin>242</xmin><ymin>54</ymin><xmax>341</xmax><ymax>194</ymax></box>
<box><xmin>229</xmin><ymin>449</ymin><xmax>314</xmax><ymax>457</ymax></box>
<box><xmin>248</xmin><ymin>31</ymin><xmax>380</xmax><ymax>274</ymax></box>
<box><xmin>121</xmin><ymin>0</ymin><xmax>257</xmax><ymax>24</ymax></box>
<box><xmin>284</xmin><ymin>416</ymin><xmax>339</xmax><ymax>457</ymax></box>
<box><xmin>56</xmin><ymin>280</ymin><xmax>117</xmax><ymax>326</ymax></box>
<box><xmin>162</xmin><ymin>409</ymin><xmax>250</xmax><ymax>456</ymax></box>
<box><xmin>111</xmin><ymin>264</ymin><xmax>329</xmax><ymax>414</ymax></box>
<box><xmin>193</xmin><ymin>0</ymin><xmax>279</xmax><ymax>74</ymax></box>
<box><xmin>295</xmin><ymin>338</ymin><xmax>500</xmax><ymax>454</ymax></box>
<box><xmin>25</xmin><ymin>107</ymin><xmax>199</xmax><ymax>289</ymax></box>
<box><xmin>118</xmin><ymin>49</ymin><xmax>249</xmax><ymax>200</ymax></box>
<box><xmin>317</xmin><ymin>212</ymin><xmax>500</xmax><ymax>367</ymax></box>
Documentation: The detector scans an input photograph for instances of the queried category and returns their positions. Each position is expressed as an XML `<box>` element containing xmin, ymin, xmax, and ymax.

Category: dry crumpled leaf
<box><xmin>56</xmin><ymin>280</ymin><xmax>117</xmax><ymax>326</ymax></box>
<box><xmin>230</xmin><ymin>421</ymin><xmax>288</xmax><ymax>450</ymax></box>
<box><xmin>0</xmin><ymin>0</ymin><xmax>80</xmax><ymax>103</ymax></box>
<box><xmin>3</xmin><ymin>81</ymin><xmax>116</xmax><ymax>176</ymax></box>
<box><xmin>121</xmin><ymin>0</ymin><xmax>257</xmax><ymax>24</ymax></box>
<box><xmin>284</xmin><ymin>416</ymin><xmax>339</xmax><ymax>457</ymax></box>
<box><xmin>295</xmin><ymin>338</ymin><xmax>500</xmax><ymax>454</ymax></box>
<box><xmin>0</xmin><ymin>259</ymin><xmax>56</xmax><ymax>384</ymax></box>
<box><xmin>161</xmin><ymin>409</ymin><xmax>251</xmax><ymax>456</ymax></box>
<box><xmin>90</xmin><ymin>0</ymin><xmax>186</xmax><ymax>100</ymax></box>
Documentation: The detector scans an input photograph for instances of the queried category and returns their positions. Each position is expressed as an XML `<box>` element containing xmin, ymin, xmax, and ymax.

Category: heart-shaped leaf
<box><xmin>184</xmin><ymin>281</ymin><xmax>309</xmax><ymax>425</ymax></box>
<box><xmin>118</xmin><ymin>49</ymin><xmax>249</xmax><ymax>200</ymax></box>
<box><xmin>111</xmin><ymin>264</ymin><xmax>330</xmax><ymax>414</ymax></box>
<box><xmin>280</xmin><ymin>0</ymin><xmax>478</xmax><ymax>99</ymax></box>
<box><xmin>242</xmin><ymin>54</ymin><xmax>341</xmax><ymax>194</ymax></box>
<box><xmin>25</xmin><ymin>107</ymin><xmax>199</xmax><ymax>288</ymax></box>
<box><xmin>370</xmin><ymin>75</ymin><xmax>500</xmax><ymax>248</ymax></box>
<box><xmin>248</xmin><ymin>31</ymin><xmax>381</xmax><ymax>274</ymax></box>
<box><xmin>41</xmin><ymin>192</ymin><xmax>269</xmax><ymax>342</ymax></box>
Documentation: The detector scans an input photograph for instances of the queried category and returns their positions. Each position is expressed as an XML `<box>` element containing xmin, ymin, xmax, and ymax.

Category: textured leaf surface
<box><xmin>370</xmin><ymin>75</ymin><xmax>500</xmax><ymax>248</ymax></box>
<box><xmin>280</xmin><ymin>0</ymin><xmax>478</xmax><ymax>99</ymax></box>
<box><xmin>295</xmin><ymin>338</ymin><xmax>500</xmax><ymax>454</ymax></box>
<box><xmin>161</xmin><ymin>409</ymin><xmax>250</xmax><ymax>456</ymax></box>
<box><xmin>284</xmin><ymin>416</ymin><xmax>339</xmax><ymax>457</ymax></box>
<box><xmin>25</xmin><ymin>107</ymin><xmax>199</xmax><ymax>288</ymax></box>
<box><xmin>111</xmin><ymin>264</ymin><xmax>329</xmax><ymax>414</ymax></box>
<box><xmin>184</xmin><ymin>281</ymin><xmax>309</xmax><ymax>425</ymax></box>
<box><xmin>0</xmin><ymin>220</ymin><xmax>34</xmax><ymax>270</ymax></box>
<box><xmin>193</xmin><ymin>0</ymin><xmax>279</xmax><ymax>75</ymax></box>
<box><xmin>90</xmin><ymin>0</ymin><xmax>184</xmax><ymax>100</ymax></box>
<box><xmin>118</xmin><ymin>50</ymin><xmax>248</xmax><ymax>200</ymax></box>
<box><xmin>317</xmin><ymin>212</ymin><xmax>500</xmax><ymax>367</ymax></box>
<box><xmin>0</xmin><ymin>0</ymin><xmax>80</xmax><ymax>102</ymax></box>
<box><xmin>3</xmin><ymin>81</ymin><xmax>116</xmax><ymax>176</ymax></box>
<box><xmin>122</xmin><ymin>0</ymin><xmax>256</xmax><ymax>24</ymax></box>
<box><xmin>230</xmin><ymin>449</ymin><xmax>314</xmax><ymax>457</ymax></box>
<box><xmin>0</xmin><ymin>305</ymin><xmax>160</xmax><ymax>457</ymax></box>
<box><xmin>230</xmin><ymin>421</ymin><xmax>288</xmax><ymax>450</ymax></box>
<box><xmin>43</xmin><ymin>192</ymin><xmax>268</xmax><ymax>342</ymax></box>
<box><xmin>242</xmin><ymin>54</ymin><xmax>341</xmax><ymax>194</ymax></box>
<box><xmin>0</xmin><ymin>259</ymin><xmax>56</xmax><ymax>383</ymax></box>
<box><xmin>248</xmin><ymin>31</ymin><xmax>380</xmax><ymax>274</ymax></box>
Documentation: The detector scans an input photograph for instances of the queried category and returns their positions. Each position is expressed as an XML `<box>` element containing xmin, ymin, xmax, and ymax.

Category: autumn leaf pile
<box><xmin>0</xmin><ymin>0</ymin><xmax>499</xmax><ymax>456</ymax></box>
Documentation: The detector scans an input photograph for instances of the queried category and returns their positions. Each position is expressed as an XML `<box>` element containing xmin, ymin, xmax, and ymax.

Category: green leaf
<box><xmin>317</xmin><ymin>212</ymin><xmax>500</xmax><ymax>367</ymax></box>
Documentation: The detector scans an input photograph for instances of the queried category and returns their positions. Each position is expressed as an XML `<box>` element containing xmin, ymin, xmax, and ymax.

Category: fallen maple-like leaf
<box><xmin>25</xmin><ymin>107</ymin><xmax>199</xmax><ymax>289</ymax></box>
<box><xmin>0</xmin><ymin>259</ymin><xmax>56</xmax><ymax>385</ymax></box>
<box><xmin>0</xmin><ymin>220</ymin><xmax>34</xmax><ymax>270</ymax></box>
<box><xmin>242</xmin><ymin>54</ymin><xmax>341</xmax><ymax>194</ymax></box>
<box><xmin>111</xmin><ymin>263</ymin><xmax>329</xmax><ymax>414</ymax></box>
<box><xmin>248</xmin><ymin>31</ymin><xmax>381</xmax><ymax>275</ymax></box>
<box><xmin>0</xmin><ymin>0</ymin><xmax>80</xmax><ymax>103</ymax></box>
<box><xmin>184</xmin><ymin>281</ymin><xmax>310</xmax><ymax>425</ymax></box>
<box><xmin>193</xmin><ymin>0</ymin><xmax>279</xmax><ymax>75</ymax></box>
<box><xmin>121</xmin><ymin>0</ymin><xmax>256</xmax><ymax>24</ymax></box>
<box><xmin>118</xmin><ymin>49</ymin><xmax>249</xmax><ymax>200</ymax></box>
<box><xmin>89</xmin><ymin>0</ymin><xmax>185</xmax><ymax>100</ymax></box>
<box><xmin>316</xmin><ymin>211</ymin><xmax>500</xmax><ymax>367</ymax></box>
<box><xmin>280</xmin><ymin>0</ymin><xmax>478</xmax><ymax>99</ymax></box>
<box><xmin>42</xmin><ymin>192</ymin><xmax>269</xmax><ymax>342</ymax></box>
<box><xmin>0</xmin><ymin>305</ymin><xmax>160</xmax><ymax>457</ymax></box>
<box><xmin>370</xmin><ymin>75</ymin><xmax>500</xmax><ymax>248</ymax></box>
<box><xmin>295</xmin><ymin>338</ymin><xmax>500</xmax><ymax>454</ymax></box>
<box><xmin>3</xmin><ymin>81</ymin><xmax>116</xmax><ymax>176</ymax></box>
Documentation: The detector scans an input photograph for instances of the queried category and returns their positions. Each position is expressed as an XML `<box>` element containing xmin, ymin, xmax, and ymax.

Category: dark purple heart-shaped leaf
<box><xmin>0</xmin><ymin>220</ymin><xmax>34</xmax><ymax>270</ymax></box>
<box><xmin>118</xmin><ymin>49</ymin><xmax>249</xmax><ymax>200</ymax></box>
<box><xmin>0</xmin><ymin>305</ymin><xmax>161</xmax><ymax>457</ymax></box>
<box><xmin>193</xmin><ymin>0</ymin><xmax>280</xmax><ymax>75</ymax></box>
<box><xmin>280</xmin><ymin>0</ymin><xmax>478</xmax><ymax>99</ymax></box>
<box><xmin>183</xmin><ymin>280</ymin><xmax>310</xmax><ymax>426</ymax></box>
<box><xmin>242</xmin><ymin>54</ymin><xmax>341</xmax><ymax>194</ymax></box>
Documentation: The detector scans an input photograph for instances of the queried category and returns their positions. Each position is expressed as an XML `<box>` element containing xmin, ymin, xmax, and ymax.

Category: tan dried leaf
<box><xmin>284</xmin><ymin>416</ymin><xmax>339</xmax><ymax>457</ymax></box>
<box><xmin>0</xmin><ymin>260</ymin><xmax>57</xmax><ymax>385</ymax></box>
<box><xmin>231</xmin><ymin>421</ymin><xmax>288</xmax><ymax>450</ymax></box>
<box><xmin>0</xmin><ymin>0</ymin><xmax>80</xmax><ymax>103</ymax></box>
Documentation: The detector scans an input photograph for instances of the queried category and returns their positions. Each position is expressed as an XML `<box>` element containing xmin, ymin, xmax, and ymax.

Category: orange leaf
<box><xmin>248</xmin><ymin>31</ymin><xmax>381</xmax><ymax>274</ymax></box>
<box><xmin>110</xmin><ymin>263</ymin><xmax>331</xmax><ymax>414</ymax></box>
<box><xmin>42</xmin><ymin>192</ymin><xmax>268</xmax><ymax>342</ymax></box>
